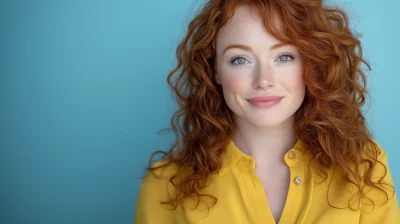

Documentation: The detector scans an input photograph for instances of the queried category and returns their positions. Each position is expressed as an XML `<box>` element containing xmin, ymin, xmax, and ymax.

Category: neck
<box><xmin>232</xmin><ymin>115</ymin><xmax>298</xmax><ymax>167</ymax></box>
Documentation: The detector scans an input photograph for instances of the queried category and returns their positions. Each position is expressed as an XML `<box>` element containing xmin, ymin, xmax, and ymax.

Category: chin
<box><xmin>248</xmin><ymin>117</ymin><xmax>289</xmax><ymax>128</ymax></box>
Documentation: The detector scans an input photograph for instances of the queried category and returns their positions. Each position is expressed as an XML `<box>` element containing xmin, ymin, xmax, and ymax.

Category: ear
<box><xmin>214</xmin><ymin>64</ymin><xmax>221</xmax><ymax>84</ymax></box>
<box><xmin>215</xmin><ymin>73</ymin><xmax>221</xmax><ymax>84</ymax></box>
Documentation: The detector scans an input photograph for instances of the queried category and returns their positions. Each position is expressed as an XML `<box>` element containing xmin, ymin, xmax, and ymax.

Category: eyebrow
<box><xmin>222</xmin><ymin>42</ymin><xmax>289</xmax><ymax>55</ymax></box>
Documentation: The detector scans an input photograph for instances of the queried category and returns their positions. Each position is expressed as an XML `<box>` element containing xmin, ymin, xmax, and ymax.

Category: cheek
<box><xmin>281</xmin><ymin>66</ymin><xmax>305</xmax><ymax>90</ymax></box>
<box><xmin>221</xmin><ymin>74</ymin><xmax>247</xmax><ymax>94</ymax></box>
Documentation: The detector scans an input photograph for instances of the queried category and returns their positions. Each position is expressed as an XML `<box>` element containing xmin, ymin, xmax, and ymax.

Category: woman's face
<box><xmin>214</xmin><ymin>5</ymin><xmax>306</xmax><ymax>128</ymax></box>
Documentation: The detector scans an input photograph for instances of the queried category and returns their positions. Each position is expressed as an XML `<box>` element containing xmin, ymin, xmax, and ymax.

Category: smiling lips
<box><xmin>247</xmin><ymin>96</ymin><xmax>284</xmax><ymax>109</ymax></box>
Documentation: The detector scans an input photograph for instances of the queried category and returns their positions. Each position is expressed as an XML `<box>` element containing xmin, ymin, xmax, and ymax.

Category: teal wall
<box><xmin>0</xmin><ymin>0</ymin><xmax>398</xmax><ymax>223</ymax></box>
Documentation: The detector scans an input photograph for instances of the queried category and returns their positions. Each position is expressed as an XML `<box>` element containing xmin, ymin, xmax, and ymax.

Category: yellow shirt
<box><xmin>135</xmin><ymin>139</ymin><xmax>399</xmax><ymax>223</ymax></box>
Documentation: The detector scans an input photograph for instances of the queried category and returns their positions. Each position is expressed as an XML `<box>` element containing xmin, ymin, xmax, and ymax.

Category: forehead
<box><xmin>215</xmin><ymin>5</ymin><xmax>283</xmax><ymax>51</ymax></box>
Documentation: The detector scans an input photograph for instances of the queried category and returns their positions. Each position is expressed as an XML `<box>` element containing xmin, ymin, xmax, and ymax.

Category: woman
<box><xmin>135</xmin><ymin>0</ymin><xmax>399</xmax><ymax>223</ymax></box>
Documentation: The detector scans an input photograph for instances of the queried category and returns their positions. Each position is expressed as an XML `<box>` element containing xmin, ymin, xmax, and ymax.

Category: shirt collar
<box><xmin>218</xmin><ymin>138</ymin><xmax>307</xmax><ymax>176</ymax></box>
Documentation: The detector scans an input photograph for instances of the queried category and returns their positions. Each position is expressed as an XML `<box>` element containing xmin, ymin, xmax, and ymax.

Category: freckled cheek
<box><xmin>281</xmin><ymin>67</ymin><xmax>305</xmax><ymax>90</ymax></box>
<box><xmin>220</xmin><ymin>74</ymin><xmax>248</xmax><ymax>94</ymax></box>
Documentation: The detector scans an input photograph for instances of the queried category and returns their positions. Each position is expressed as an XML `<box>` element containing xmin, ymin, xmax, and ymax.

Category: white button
<box><xmin>294</xmin><ymin>176</ymin><xmax>302</xmax><ymax>185</ymax></box>
<box><xmin>288</xmin><ymin>151</ymin><xmax>296</xmax><ymax>159</ymax></box>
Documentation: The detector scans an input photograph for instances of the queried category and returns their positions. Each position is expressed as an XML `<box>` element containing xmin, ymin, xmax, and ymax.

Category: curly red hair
<box><xmin>147</xmin><ymin>0</ymin><xmax>394</xmax><ymax>211</ymax></box>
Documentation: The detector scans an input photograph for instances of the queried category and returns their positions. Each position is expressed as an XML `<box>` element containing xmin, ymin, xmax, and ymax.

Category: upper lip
<box><xmin>247</xmin><ymin>96</ymin><xmax>284</xmax><ymax>101</ymax></box>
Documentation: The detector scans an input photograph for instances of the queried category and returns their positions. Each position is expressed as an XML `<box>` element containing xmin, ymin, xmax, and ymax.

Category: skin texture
<box><xmin>215</xmin><ymin>6</ymin><xmax>305</xmax><ymax>130</ymax></box>
<box><xmin>214</xmin><ymin>5</ymin><xmax>306</xmax><ymax>222</ymax></box>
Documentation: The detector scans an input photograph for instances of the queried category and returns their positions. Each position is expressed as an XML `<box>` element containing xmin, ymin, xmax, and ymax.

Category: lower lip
<box><xmin>248</xmin><ymin>98</ymin><xmax>283</xmax><ymax>109</ymax></box>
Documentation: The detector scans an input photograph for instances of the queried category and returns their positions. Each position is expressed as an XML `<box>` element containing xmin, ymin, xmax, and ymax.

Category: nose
<box><xmin>253</xmin><ymin>63</ymin><xmax>275</xmax><ymax>89</ymax></box>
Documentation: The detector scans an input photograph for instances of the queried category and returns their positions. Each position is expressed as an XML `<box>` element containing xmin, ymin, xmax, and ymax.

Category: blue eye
<box><xmin>231</xmin><ymin>57</ymin><xmax>249</xmax><ymax>66</ymax></box>
<box><xmin>277</xmin><ymin>54</ymin><xmax>295</xmax><ymax>63</ymax></box>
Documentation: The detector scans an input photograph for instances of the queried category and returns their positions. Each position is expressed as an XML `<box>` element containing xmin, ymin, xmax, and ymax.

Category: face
<box><xmin>214</xmin><ymin>5</ymin><xmax>306</xmax><ymax>128</ymax></box>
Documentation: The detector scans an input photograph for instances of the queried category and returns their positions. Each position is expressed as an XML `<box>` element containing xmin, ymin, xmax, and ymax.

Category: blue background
<box><xmin>0</xmin><ymin>0</ymin><xmax>398</xmax><ymax>223</ymax></box>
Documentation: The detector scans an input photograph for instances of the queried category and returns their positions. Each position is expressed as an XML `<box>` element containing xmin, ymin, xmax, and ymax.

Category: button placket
<box><xmin>247</xmin><ymin>166</ymin><xmax>275</xmax><ymax>223</ymax></box>
<box><xmin>279</xmin><ymin>150</ymin><xmax>305</xmax><ymax>224</ymax></box>
<box><xmin>236</xmin><ymin>157</ymin><xmax>272</xmax><ymax>223</ymax></box>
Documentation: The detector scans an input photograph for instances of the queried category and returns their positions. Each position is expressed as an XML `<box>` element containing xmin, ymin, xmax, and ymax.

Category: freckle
<box><xmin>224</xmin><ymin>76</ymin><xmax>245</xmax><ymax>93</ymax></box>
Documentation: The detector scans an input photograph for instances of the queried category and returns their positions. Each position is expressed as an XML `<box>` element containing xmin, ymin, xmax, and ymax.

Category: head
<box><xmin>214</xmin><ymin>5</ymin><xmax>305</xmax><ymax>128</ymax></box>
<box><xmin>167</xmin><ymin>0</ymin><xmax>368</xmax><ymax>145</ymax></box>
<box><xmin>151</xmin><ymin>0</ymin><xmax>387</xmax><ymax>211</ymax></box>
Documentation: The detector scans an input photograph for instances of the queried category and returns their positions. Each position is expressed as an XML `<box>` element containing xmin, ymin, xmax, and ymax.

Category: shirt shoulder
<box><xmin>134</xmin><ymin>160</ymin><xmax>181</xmax><ymax>224</ymax></box>
<box><xmin>359</xmin><ymin>140</ymin><xmax>399</xmax><ymax>223</ymax></box>
<box><xmin>139</xmin><ymin>160</ymin><xmax>182</xmax><ymax>199</ymax></box>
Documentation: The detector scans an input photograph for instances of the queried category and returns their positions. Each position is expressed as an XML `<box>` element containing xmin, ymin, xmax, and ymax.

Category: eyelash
<box><xmin>230</xmin><ymin>53</ymin><xmax>296</xmax><ymax>66</ymax></box>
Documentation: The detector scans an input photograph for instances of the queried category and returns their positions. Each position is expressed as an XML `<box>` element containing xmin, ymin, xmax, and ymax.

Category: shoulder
<box><xmin>138</xmin><ymin>159</ymin><xmax>194</xmax><ymax>202</ymax></box>
<box><xmin>359</xmin><ymin>140</ymin><xmax>400</xmax><ymax>222</ymax></box>
<box><xmin>140</xmin><ymin>160</ymin><xmax>181</xmax><ymax>193</ymax></box>
<box><xmin>135</xmin><ymin>160</ymin><xmax>183</xmax><ymax>223</ymax></box>
<box><xmin>369</xmin><ymin>139</ymin><xmax>387</xmax><ymax>158</ymax></box>
<box><xmin>363</xmin><ymin>139</ymin><xmax>390</xmax><ymax>176</ymax></box>
<box><xmin>361</xmin><ymin>140</ymin><xmax>397</xmax><ymax>206</ymax></box>
<box><xmin>348</xmin><ymin>139</ymin><xmax>392</xmax><ymax>186</ymax></box>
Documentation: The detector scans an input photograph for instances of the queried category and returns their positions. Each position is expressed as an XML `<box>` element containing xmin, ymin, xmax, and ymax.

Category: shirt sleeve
<box><xmin>134</xmin><ymin>171</ymin><xmax>177</xmax><ymax>224</ymax></box>
<box><xmin>359</xmin><ymin>142</ymin><xmax>400</xmax><ymax>224</ymax></box>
